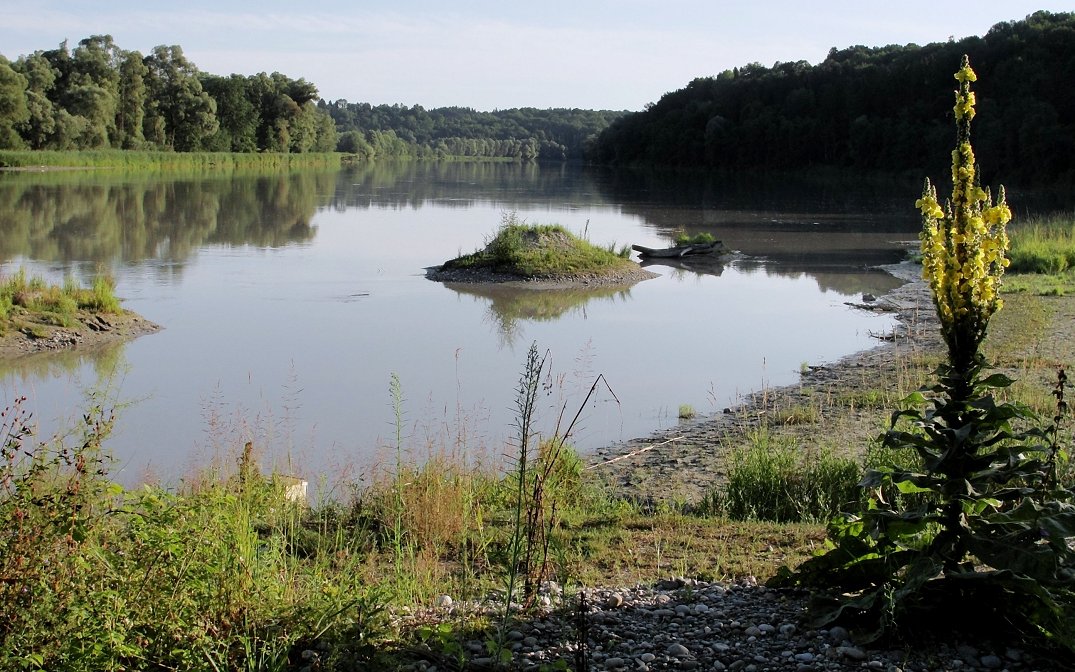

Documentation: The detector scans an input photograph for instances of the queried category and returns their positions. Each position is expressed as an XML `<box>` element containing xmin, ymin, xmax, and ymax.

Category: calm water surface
<box><xmin>0</xmin><ymin>163</ymin><xmax>921</xmax><ymax>484</ymax></box>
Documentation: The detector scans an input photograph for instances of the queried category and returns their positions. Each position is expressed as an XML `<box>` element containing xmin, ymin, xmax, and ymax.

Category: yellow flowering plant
<box><xmin>775</xmin><ymin>56</ymin><xmax>1075</xmax><ymax>654</ymax></box>
<box><xmin>916</xmin><ymin>54</ymin><xmax>1011</xmax><ymax>376</ymax></box>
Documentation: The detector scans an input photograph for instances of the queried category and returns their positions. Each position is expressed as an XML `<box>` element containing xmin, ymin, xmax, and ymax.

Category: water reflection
<box><xmin>0</xmin><ymin>170</ymin><xmax>334</xmax><ymax>271</ymax></box>
<box><xmin>327</xmin><ymin>161</ymin><xmax>611</xmax><ymax>211</ymax></box>
<box><xmin>640</xmin><ymin>255</ymin><xmax>728</xmax><ymax>279</ymax></box>
<box><xmin>0</xmin><ymin>340</ymin><xmax>127</xmax><ymax>390</ymax></box>
<box><xmin>443</xmin><ymin>281</ymin><xmax>639</xmax><ymax>346</ymax></box>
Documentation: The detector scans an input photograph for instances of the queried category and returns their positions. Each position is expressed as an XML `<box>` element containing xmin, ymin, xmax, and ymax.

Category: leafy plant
<box><xmin>775</xmin><ymin>56</ymin><xmax>1075</xmax><ymax>655</ymax></box>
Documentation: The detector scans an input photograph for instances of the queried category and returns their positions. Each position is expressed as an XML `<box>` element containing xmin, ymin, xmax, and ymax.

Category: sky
<box><xmin>1</xmin><ymin>1</ymin><xmax>1071</xmax><ymax>112</ymax></box>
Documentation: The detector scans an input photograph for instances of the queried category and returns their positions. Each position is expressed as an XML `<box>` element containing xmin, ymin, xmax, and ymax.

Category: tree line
<box><xmin>0</xmin><ymin>35</ymin><xmax>626</xmax><ymax>161</ymax></box>
<box><xmin>589</xmin><ymin>11</ymin><xmax>1075</xmax><ymax>186</ymax></box>
<box><xmin>325</xmin><ymin>102</ymin><xmax>625</xmax><ymax>160</ymax></box>
<box><xmin>0</xmin><ymin>36</ymin><xmax>338</xmax><ymax>154</ymax></box>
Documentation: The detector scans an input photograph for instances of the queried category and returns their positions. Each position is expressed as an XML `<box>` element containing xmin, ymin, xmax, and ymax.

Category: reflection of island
<box><xmin>0</xmin><ymin>170</ymin><xmax>334</xmax><ymax>272</ymax></box>
<box><xmin>0</xmin><ymin>336</ymin><xmax>128</xmax><ymax>386</ymax></box>
<box><xmin>639</xmin><ymin>254</ymin><xmax>727</xmax><ymax>279</ymax></box>
<box><xmin>443</xmin><ymin>281</ymin><xmax>636</xmax><ymax>346</ymax></box>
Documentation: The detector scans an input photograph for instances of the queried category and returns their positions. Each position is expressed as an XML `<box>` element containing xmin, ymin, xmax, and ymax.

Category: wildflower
<box><xmin>918</xmin><ymin>55</ymin><xmax>1010</xmax><ymax>372</ymax></box>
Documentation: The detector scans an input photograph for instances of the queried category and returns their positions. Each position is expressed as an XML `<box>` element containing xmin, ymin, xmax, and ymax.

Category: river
<box><xmin>0</xmin><ymin>162</ymin><xmax>919</xmax><ymax>486</ymax></box>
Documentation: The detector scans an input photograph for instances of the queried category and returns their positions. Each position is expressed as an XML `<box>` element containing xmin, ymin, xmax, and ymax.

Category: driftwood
<box><xmin>631</xmin><ymin>241</ymin><xmax>725</xmax><ymax>258</ymax></box>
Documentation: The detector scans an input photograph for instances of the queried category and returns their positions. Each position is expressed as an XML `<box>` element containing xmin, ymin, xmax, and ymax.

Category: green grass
<box><xmin>673</xmin><ymin>231</ymin><xmax>717</xmax><ymax>246</ymax></box>
<box><xmin>442</xmin><ymin>213</ymin><xmax>636</xmax><ymax>278</ymax></box>
<box><xmin>0</xmin><ymin>149</ymin><xmax>344</xmax><ymax>172</ymax></box>
<box><xmin>702</xmin><ymin>430</ymin><xmax>862</xmax><ymax>523</ymax></box>
<box><xmin>1007</xmin><ymin>213</ymin><xmax>1075</xmax><ymax>275</ymax></box>
<box><xmin>0</xmin><ymin>269</ymin><xmax>121</xmax><ymax>334</ymax></box>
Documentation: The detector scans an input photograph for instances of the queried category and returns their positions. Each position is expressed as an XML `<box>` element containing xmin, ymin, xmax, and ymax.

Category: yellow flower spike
<box><xmin>918</xmin><ymin>55</ymin><xmax>1010</xmax><ymax>369</ymax></box>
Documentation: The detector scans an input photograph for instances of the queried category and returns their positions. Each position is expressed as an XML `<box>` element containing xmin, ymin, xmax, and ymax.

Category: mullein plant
<box><xmin>775</xmin><ymin>56</ymin><xmax>1075</xmax><ymax>655</ymax></box>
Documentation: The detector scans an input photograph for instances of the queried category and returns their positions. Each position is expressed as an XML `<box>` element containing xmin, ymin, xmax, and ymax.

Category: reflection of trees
<box><xmin>327</xmin><ymin>162</ymin><xmax>613</xmax><ymax>211</ymax></box>
<box><xmin>592</xmin><ymin>167</ymin><xmax>922</xmax><ymax>274</ymax></box>
<box><xmin>442</xmin><ymin>281</ymin><xmax>637</xmax><ymax>347</ymax></box>
<box><xmin>0</xmin><ymin>170</ymin><xmax>333</xmax><ymax>272</ymax></box>
<box><xmin>733</xmin><ymin>258</ymin><xmax>906</xmax><ymax>296</ymax></box>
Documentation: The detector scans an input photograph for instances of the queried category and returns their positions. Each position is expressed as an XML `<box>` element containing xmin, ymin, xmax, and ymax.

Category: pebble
<box><xmin>391</xmin><ymin>579</ymin><xmax>1059</xmax><ymax>671</ymax></box>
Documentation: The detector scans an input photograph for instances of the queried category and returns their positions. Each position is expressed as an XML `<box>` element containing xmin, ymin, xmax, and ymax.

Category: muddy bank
<box><xmin>587</xmin><ymin>261</ymin><xmax>944</xmax><ymax>504</ymax></box>
<box><xmin>0</xmin><ymin>310</ymin><xmax>161</xmax><ymax>359</ymax></box>
<box><xmin>426</xmin><ymin>264</ymin><xmax>658</xmax><ymax>288</ymax></box>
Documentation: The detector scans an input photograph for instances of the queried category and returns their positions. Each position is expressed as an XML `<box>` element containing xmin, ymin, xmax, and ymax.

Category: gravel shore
<box><xmin>396</xmin><ymin>577</ymin><xmax>1065</xmax><ymax>671</ymax></box>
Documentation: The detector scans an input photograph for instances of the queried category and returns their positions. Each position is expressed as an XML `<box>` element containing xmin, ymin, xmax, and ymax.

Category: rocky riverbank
<box><xmin>0</xmin><ymin>309</ymin><xmax>160</xmax><ymax>358</ymax></box>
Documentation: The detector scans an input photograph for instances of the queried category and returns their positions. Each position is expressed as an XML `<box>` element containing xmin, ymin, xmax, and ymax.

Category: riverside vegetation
<box><xmin>431</xmin><ymin>213</ymin><xmax>643</xmax><ymax>283</ymax></box>
<box><xmin>3</xmin><ymin>61</ymin><xmax>1075</xmax><ymax>671</ymax></box>
<box><xmin>0</xmin><ymin>269</ymin><xmax>157</xmax><ymax>356</ymax></box>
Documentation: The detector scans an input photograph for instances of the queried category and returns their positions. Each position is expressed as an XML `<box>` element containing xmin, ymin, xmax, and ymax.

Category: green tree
<box><xmin>67</xmin><ymin>35</ymin><xmax>121</xmax><ymax>147</ymax></box>
<box><xmin>13</xmin><ymin>52</ymin><xmax>58</xmax><ymax>149</ymax></box>
<box><xmin>0</xmin><ymin>56</ymin><xmax>29</xmax><ymax>149</ymax></box>
<box><xmin>201</xmin><ymin>74</ymin><xmax>258</xmax><ymax>152</ymax></box>
<box><xmin>143</xmin><ymin>45</ymin><xmax>218</xmax><ymax>151</ymax></box>
<box><xmin>116</xmin><ymin>50</ymin><xmax>147</xmax><ymax>149</ymax></box>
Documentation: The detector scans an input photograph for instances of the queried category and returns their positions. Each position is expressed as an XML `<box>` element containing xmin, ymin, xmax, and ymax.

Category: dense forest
<box><xmin>4</xmin><ymin>12</ymin><xmax>1075</xmax><ymax>173</ymax></box>
<box><xmin>590</xmin><ymin>11</ymin><xmax>1075</xmax><ymax>186</ymax></box>
<box><xmin>324</xmin><ymin>102</ymin><xmax>624</xmax><ymax>160</ymax></box>
<box><xmin>0</xmin><ymin>36</ymin><xmax>338</xmax><ymax>154</ymax></box>
<box><xmin>0</xmin><ymin>35</ymin><xmax>624</xmax><ymax>161</ymax></box>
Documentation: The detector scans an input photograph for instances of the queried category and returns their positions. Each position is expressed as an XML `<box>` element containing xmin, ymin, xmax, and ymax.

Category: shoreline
<box><xmin>587</xmin><ymin>260</ymin><xmax>942</xmax><ymax>504</ymax></box>
<box><xmin>0</xmin><ymin>309</ymin><xmax>161</xmax><ymax>359</ymax></box>
<box><xmin>425</xmin><ymin>263</ymin><xmax>659</xmax><ymax>288</ymax></box>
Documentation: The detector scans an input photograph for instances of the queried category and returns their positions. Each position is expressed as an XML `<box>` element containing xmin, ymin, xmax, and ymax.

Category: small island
<box><xmin>426</xmin><ymin>215</ymin><xmax>657</xmax><ymax>288</ymax></box>
<box><xmin>0</xmin><ymin>270</ymin><xmax>159</xmax><ymax>358</ymax></box>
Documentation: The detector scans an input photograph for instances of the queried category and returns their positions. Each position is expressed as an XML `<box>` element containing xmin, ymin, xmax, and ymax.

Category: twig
<box><xmin>585</xmin><ymin>437</ymin><xmax>683</xmax><ymax>470</ymax></box>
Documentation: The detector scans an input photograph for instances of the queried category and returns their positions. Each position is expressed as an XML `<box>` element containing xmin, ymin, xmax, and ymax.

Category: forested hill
<box><xmin>323</xmin><ymin>102</ymin><xmax>625</xmax><ymax>161</ymax></box>
<box><xmin>589</xmin><ymin>11</ymin><xmax>1075</xmax><ymax>186</ymax></box>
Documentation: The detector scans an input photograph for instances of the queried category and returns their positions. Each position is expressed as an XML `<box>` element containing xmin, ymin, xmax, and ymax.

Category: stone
<box><xmin>827</xmin><ymin>626</ymin><xmax>850</xmax><ymax>643</ymax></box>
<box><xmin>436</xmin><ymin>594</ymin><xmax>453</xmax><ymax>609</ymax></box>
<box><xmin>667</xmin><ymin>643</ymin><xmax>690</xmax><ymax>657</ymax></box>
<box><xmin>979</xmin><ymin>654</ymin><xmax>1003</xmax><ymax>669</ymax></box>
<box><xmin>837</xmin><ymin>646</ymin><xmax>867</xmax><ymax>661</ymax></box>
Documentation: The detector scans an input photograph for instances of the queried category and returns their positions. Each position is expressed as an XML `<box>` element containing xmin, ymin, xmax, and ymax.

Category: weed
<box><xmin>678</xmin><ymin>404</ymin><xmax>696</xmax><ymax>420</ymax></box>
<box><xmin>707</xmin><ymin>430</ymin><xmax>861</xmax><ymax>523</ymax></box>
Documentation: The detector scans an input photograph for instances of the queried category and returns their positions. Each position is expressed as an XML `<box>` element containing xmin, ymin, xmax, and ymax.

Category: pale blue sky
<box><xmin>0</xmin><ymin>2</ymin><xmax>1069</xmax><ymax>111</ymax></box>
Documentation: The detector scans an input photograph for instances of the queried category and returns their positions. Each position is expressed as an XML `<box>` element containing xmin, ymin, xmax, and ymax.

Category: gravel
<box><xmin>395</xmin><ymin>578</ymin><xmax>1065</xmax><ymax>671</ymax></box>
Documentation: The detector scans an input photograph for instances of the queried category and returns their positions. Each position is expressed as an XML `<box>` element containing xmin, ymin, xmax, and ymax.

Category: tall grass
<box><xmin>0</xmin><ymin>269</ymin><xmax>122</xmax><ymax>334</ymax></box>
<box><xmin>0</xmin><ymin>149</ymin><xmax>343</xmax><ymax>172</ymax></box>
<box><xmin>1007</xmin><ymin>213</ymin><xmax>1075</xmax><ymax>274</ymax></box>
<box><xmin>705</xmin><ymin>429</ymin><xmax>862</xmax><ymax>523</ymax></box>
